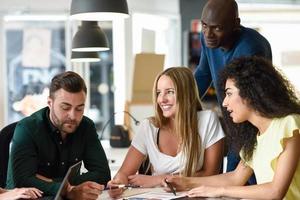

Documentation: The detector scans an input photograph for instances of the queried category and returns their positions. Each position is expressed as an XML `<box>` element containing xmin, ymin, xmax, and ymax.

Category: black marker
<box><xmin>165</xmin><ymin>178</ymin><xmax>176</xmax><ymax>196</ymax></box>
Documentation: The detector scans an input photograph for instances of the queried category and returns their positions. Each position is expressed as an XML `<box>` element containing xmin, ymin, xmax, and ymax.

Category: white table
<box><xmin>98</xmin><ymin>187</ymin><xmax>238</xmax><ymax>200</ymax></box>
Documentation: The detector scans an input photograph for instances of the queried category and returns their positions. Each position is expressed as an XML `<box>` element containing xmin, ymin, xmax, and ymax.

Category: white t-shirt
<box><xmin>131</xmin><ymin>110</ymin><xmax>225</xmax><ymax>175</ymax></box>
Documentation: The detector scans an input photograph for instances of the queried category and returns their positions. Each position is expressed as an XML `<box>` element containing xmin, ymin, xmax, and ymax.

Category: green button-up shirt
<box><xmin>6</xmin><ymin>107</ymin><xmax>111</xmax><ymax>195</ymax></box>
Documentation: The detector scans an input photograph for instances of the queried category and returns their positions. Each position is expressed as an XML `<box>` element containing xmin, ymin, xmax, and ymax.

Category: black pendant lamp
<box><xmin>70</xmin><ymin>0</ymin><xmax>129</xmax><ymax>21</ymax></box>
<box><xmin>72</xmin><ymin>21</ymin><xmax>109</xmax><ymax>52</ymax></box>
<box><xmin>71</xmin><ymin>51</ymin><xmax>101</xmax><ymax>62</ymax></box>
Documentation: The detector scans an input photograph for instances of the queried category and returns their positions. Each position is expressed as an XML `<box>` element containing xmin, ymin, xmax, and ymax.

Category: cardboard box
<box><xmin>131</xmin><ymin>53</ymin><xmax>165</xmax><ymax>103</ymax></box>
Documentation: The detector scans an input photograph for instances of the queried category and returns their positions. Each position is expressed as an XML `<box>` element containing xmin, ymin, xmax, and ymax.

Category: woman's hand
<box><xmin>128</xmin><ymin>174</ymin><xmax>164</xmax><ymax>188</ymax></box>
<box><xmin>110</xmin><ymin>172</ymin><xmax>129</xmax><ymax>186</ymax></box>
<box><xmin>0</xmin><ymin>187</ymin><xmax>43</xmax><ymax>200</ymax></box>
<box><xmin>162</xmin><ymin>175</ymin><xmax>192</xmax><ymax>192</ymax></box>
<box><xmin>107</xmin><ymin>173</ymin><xmax>128</xmax><ymax>198</ymax></box>
<box><xmin>187</xmin><ymin>185</ymin><xmax>224</xmax><ymax>198</ymax></box>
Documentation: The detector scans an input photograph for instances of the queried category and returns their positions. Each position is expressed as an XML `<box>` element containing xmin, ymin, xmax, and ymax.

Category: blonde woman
<box><xmin>108</xmin><ymin>67</ymin><xmax>225</xmax><ymax>190</ymax></box>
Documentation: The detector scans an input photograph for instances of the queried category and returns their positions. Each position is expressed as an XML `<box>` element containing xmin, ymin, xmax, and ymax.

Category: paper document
<box><xmin>123</xmin><ymin>190</ymin><xmax>186</xmax><ymax>200</ymax></box>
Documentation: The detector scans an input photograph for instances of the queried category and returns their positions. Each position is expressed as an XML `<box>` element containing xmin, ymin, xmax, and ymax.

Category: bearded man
<box><xmin>7</xmin><ymin>71</ymin><xmax>110</xmax><ymax>199</ymax></box>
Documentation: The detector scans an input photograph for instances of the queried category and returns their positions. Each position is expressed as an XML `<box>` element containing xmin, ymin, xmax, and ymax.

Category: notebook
<box><xmin>38</xmin><ymin>161</ymin><xmax>82</xmax><ymax>200</ymax></box>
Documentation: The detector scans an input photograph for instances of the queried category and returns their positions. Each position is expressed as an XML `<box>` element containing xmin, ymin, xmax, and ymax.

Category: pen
<box><xmin>164</xmin><ymin>178</ymin><xmax>176</xmax><ymax>196</ymax></box>
<box><xmin>105</xmin><ymin>184</ymin><xmax>140</xmax><ymax>190</ymax></box>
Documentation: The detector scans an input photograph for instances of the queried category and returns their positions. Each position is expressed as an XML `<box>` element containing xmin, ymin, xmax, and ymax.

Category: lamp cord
<box><xmin>99</xmin><ymin>111</ymin><xmax>140</xmax><ymax>140</ymax></box>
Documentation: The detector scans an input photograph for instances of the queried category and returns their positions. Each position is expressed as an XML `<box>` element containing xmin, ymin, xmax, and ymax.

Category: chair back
<box><xmin>0</xmin><ymin>122</ymin><xmax>18</xmax><ymax>187</ymax></box>
<box><xmin>138</xmin><ymin>156</ymin><xmax>152</xmax><ymax>175</ymax></box>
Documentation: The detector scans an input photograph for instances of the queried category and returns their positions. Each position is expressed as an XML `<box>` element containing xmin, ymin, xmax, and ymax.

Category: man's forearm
<box><xmin>36</xmin><ymin>174</ymin><xmax>53</xmax><ymax>182</ymax></box>
<box><xmin>20</xmin><ymin>177</ymin><xmax>61</xmax><ymax>196</ymax></box>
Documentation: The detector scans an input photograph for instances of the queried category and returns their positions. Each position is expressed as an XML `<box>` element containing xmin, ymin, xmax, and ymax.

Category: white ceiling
<box><xmin>0</xmin><ymin>0</ymin><xmax>179</xmax><ymax>16</ymax></box>
<box><xmin>0</xmin><ymin>0</ymin><xmax>71</xmax><ymax>13</ymax></box>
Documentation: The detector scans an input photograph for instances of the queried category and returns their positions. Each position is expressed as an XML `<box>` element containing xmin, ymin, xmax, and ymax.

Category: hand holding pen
<box><xmin>163</xmin><ymin>175</ymin><xmax>191</xmax><ymax>192</ymax></box>
<box><xmin>106</xmin><ymin>179</ymin><xmax>127</xmax><ymax>198</ymax></box>
<box><xmin>106</xmin><ymin>175</ymin><xmax>140</xmax><ymax>198</ymax></box>
<box><xmin>164</xmin><ymin>178</ymin><xmax>176</xmax><ymax>196</ymax></box>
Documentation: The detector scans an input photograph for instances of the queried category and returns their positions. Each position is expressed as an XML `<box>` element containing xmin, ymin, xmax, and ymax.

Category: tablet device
<box><xmin>53</xmin><ymin>161</ymin><xmax>82</xmax><ymax>200</ymax></box>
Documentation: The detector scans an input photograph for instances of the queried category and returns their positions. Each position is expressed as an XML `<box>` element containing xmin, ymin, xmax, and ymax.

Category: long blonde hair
<box><xmin>151</xmin><ymin>67</ymin><xmax>202</xmax><ymax>176</ymax></box>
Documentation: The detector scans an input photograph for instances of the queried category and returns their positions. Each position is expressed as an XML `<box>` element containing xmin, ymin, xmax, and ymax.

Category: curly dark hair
<box><xmin>218</xmin><ymin>56</ymin><xmax>300</xmax><ymax>161</ymax></box>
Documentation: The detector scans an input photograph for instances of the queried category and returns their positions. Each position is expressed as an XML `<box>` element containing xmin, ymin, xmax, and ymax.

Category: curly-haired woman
<box><xmin>166</xmin><ymin>56</ymin><xmax>300</xmax><ymax>199</ymax></box>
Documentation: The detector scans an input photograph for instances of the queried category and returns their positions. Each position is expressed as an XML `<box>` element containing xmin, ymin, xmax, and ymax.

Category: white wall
<box><xmin>0</xmin><ymin>19</ymin><xmax>5</xmax><ymax>128</ymax></box>
<box><xmin>112</xmin><ymin>0</ymin><xmax>181</xmax><ymax>123</ymax></box>
<box><xmin>125</xmin><ymin>0</ymin><xmax>181</xmax><ymax>105</ymax></box>
<box><xmin>239</xmin><ymin>3</ymin><xmax>300</xmax><ymax>91</ymax></box>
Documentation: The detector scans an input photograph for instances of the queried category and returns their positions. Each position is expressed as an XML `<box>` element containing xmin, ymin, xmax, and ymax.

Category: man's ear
<box><xmin>235</xmin><ymin>18</ymin><xmax>241</xmax><ymax>30</ymax></box>
<box><xmin>47</xmin><ymin>96</ymin><xmax>52</xmax><ymax>107</ymax></box>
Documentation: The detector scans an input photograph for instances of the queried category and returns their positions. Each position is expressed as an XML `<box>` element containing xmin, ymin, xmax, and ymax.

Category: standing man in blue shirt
<box><xmin>195</xmin><ymin>0</ymin><xmax>272</xmax><ymax>183</ymax></box>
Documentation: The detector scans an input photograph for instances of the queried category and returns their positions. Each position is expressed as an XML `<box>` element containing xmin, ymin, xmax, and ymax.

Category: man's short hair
<box><xmin>49</xmin><ymin>71</ymin><xmax>87</xmax><ymax>98</ymax></box>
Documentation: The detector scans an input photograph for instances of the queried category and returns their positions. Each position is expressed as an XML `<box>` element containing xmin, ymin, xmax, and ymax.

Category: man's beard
<box><xmin>50</xmin><ymin>110</ymin><xmax>79</xmax><ymax>134</ymax></box>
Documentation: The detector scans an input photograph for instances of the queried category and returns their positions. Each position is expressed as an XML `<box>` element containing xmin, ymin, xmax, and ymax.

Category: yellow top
<box><xmin>241</xmin><ymin>114</ymin><xmax>300</xmax><ymax>200</ymax></box>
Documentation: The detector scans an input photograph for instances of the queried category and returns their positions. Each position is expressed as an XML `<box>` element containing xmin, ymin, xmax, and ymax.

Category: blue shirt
<box><xmin>195</xmin><ymin>26</ymin><xmax>272</xmax><ymax>101</ymax></box>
